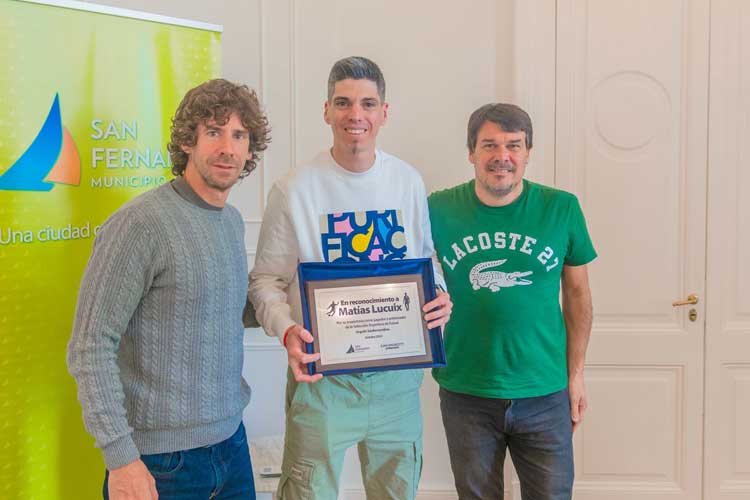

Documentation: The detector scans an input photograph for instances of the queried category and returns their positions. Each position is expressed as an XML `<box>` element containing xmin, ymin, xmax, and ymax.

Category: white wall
<box><xmin>82</xmin><ymin>1</ymin><xmax>515</xmax><ymax>497</ymax></box>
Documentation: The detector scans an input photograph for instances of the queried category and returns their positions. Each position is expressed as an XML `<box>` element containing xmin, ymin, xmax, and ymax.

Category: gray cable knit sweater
<box><xmin>67</xmin><ymin>177</ymin><xmax>251</xmax><ymax>469</ymax></box>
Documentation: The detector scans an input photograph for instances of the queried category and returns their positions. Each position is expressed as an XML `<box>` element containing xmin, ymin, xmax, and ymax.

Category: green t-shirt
<box><xmin>429</xmin><ymin>179</ymin><xmax>597</xmax><ymax>398</ymax></box>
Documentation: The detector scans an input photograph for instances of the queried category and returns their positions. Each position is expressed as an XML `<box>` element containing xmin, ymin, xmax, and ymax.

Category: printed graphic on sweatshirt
<box><xmin>470</xmin><ymin>259</ymin><xmax>533</xmax><ymax>292</ymax></box>
<box><xmin>321</xmin><ymin>209</ymin><xmax>406</xmax><ymax>262</ymax></box>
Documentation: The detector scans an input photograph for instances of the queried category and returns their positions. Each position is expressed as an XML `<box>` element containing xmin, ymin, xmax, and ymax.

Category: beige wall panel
<box><xmin>582</xmin><ymin>367</ymin><xmax>681</xmax><ymax>481</ymax></box>
<box><xmin>505</xmin><ymin>0</ymin><xmax>556</xmax><ymax>187</ymax></box>
<box><xmin>725</xmin><ymin>368</ymin><xmax>750</xmax><ymax>474</ymax></box>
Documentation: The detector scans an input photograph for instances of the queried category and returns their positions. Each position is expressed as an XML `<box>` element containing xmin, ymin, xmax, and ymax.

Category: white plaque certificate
<box><xmin>313</xmin><ymin>281</ymin><xmax>425</xmax><ymax>365</ymax></box>
<box><xmin>302</xmin><ymin>272</ymin><xmax>438</xmax><ymax>374</ymax></box>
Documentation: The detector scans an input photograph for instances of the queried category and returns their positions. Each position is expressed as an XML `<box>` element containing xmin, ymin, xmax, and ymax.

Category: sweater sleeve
<box><xmin>67</xmin><ymin>210</ymin><xmax>157</xmax><ymax>469</ymax></box>
<box><xmin>248</xmin><ymin>183</ymin><xmax>299</xmax><ymax>340</ymax></box>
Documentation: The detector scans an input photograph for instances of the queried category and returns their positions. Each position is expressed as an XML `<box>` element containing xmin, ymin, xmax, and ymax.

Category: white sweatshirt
<box><xmin>249</xmin><ymin>149</ymin><xmax>443</xmax><ymax>340</ymax></box>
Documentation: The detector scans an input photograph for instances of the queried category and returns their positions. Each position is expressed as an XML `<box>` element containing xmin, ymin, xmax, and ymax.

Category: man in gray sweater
<box><xmin>67</xmin><ymin>79</ymin><xmax>270</xmax><ymax>500</ymax></box>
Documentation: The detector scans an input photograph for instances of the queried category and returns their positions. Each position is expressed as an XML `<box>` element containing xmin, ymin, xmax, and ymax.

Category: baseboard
<box><xmin>341</xmin><ymin>489</ymin><xmax>456</xmax><ymax>500</ymax></box>
<box><xmin>341</xmin><ymin>486</ymin><xmax>514</xmax><ymax>499</ymax></box>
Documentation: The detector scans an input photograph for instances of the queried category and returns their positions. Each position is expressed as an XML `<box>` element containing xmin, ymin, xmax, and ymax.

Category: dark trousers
<box><xmin>440</xmin><ymin>387</ymin><xmax>574</xmax><ymax>500</ymax></box>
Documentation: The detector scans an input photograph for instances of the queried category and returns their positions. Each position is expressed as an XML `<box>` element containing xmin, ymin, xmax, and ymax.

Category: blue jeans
<box><xmin>104</xmin><ymin>422</ymin><xmax>255</xmax><ymax>500</ymax></box>
<box><xmin>440</xmin><ymin>387</ymin><xmax>573</xmax><ymax>500</ymax></box>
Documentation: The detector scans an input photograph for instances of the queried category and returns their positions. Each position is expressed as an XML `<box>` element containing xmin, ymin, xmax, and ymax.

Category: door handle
<box><xmin>672</xmin><ymin>294</ymin><xmax>698</xmax><ymax>307</ymax></box>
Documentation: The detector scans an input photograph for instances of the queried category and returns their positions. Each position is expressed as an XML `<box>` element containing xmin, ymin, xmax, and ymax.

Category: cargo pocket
<box><xmin>277</xmin><ymin>460</ymin><xmax>315</xmax><ymax>500</ymax></box>
<box><xmin>412</xmin><ymin>440</ymin><xmax>424</xmax><ymax>500</ymax></box>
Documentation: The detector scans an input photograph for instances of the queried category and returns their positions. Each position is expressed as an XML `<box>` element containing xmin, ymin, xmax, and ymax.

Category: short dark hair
<box><xmin>327</xmin><ymin>56</ymin><xmax>386</xmax><ymax>102</ymax></box>
<box><xmin>467</xmin><ymin>103</ymin><xmax>533</xmax><ymax>152</ymax></box>
<box><xmin>168</xmin><ymin>78</ymin><xmax>270</xmax><ymax>178</ymax></box>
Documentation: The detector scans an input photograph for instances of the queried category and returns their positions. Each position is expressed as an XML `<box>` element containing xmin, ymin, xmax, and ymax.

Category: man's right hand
<box><xmin>284</xmin><ymin>324</ymin><xmax>323</xmax><ymax>383</ymax></box>
<box><xmin>108</xmin><ymin>459</ymin><xmax>158</xmax><ymax>500</ymax></box>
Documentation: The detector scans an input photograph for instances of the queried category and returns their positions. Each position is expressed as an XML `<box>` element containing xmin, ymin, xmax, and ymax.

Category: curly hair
<box><xmin>168</xmin><ymin>79</ymin><xmax>270</xmax><ymax>178</ymax></box>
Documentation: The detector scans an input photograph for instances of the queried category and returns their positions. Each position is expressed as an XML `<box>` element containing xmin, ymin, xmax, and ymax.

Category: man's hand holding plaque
<box><xmin>423</xmin><ymin>290</ymin><xmax>453</xmax><ymax>330</ymax></box>
<box><xmin>283</xmin><ymin>324</ymin><xmax>324</xmax><ymax>383</ymax></box>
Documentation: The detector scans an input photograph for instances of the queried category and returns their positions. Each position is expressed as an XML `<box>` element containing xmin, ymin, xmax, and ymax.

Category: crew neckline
<box><xmin>170</xmin><ymin>176</ymin><xmax>223</xmax><ymax>211</ymax></box>
<box><xmin>327</xmin><ymin>149</ymin><xmax>382</xmax><ymax>179</ymax></box>
<box><xmin>470</xmin><ymin>178</ymin><xmax>530</xmax><ymax>212</ymax></box>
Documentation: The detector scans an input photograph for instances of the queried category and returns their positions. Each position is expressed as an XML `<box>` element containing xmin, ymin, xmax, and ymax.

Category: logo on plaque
<box><xmin>326</xmin><ymin>301</ymin><xmax>338</xmax><ymax>316</ymax></box>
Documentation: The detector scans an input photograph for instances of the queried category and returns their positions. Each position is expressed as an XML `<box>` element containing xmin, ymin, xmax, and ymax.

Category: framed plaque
<box><xmin>298</xmin><ymin>258</ymin><xmax>447</xmax><ymax>376</ymax></box>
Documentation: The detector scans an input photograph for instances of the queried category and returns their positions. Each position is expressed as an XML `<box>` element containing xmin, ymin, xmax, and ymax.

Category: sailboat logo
<box><xmin>0</xmin><ymin>94</ymin><xmax>81</xmax><ymax>192</ymax></box>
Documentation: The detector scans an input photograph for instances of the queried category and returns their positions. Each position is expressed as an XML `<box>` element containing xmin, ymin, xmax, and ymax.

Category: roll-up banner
<box><xmin>0</xmin><ymin>1</ymin><xmax>221</xmax><ymax>497</ymax></box>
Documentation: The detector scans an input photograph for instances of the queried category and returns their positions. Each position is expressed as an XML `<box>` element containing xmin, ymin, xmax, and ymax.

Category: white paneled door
<box><xmin>556</xmin><ymin>0</ymin><xmax>709</xmax><ymax>500</ymax></box>
<box><xmin>555</xmin><ymin>0</ymin><xmax>708</xmax><ymax>499</ymax></box>
<box><xmin>552</xmin><ymin>1</ymin><xmax>750</xmax><ymax>499</ymax></box>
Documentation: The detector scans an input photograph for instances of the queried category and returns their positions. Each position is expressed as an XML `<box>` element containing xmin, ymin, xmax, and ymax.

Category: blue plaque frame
<box><xmin>298</xmin><ymin>258</ymin><xmax>447</xmax><ymax>376</ymax></box>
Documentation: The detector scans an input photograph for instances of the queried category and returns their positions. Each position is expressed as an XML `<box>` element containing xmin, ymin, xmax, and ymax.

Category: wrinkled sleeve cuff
<box><xmin>102</xmin><ymin>434</ymin><xmax>140</xmax><ymax>470</ymax></box>
<box><xmin>270</xmin><ymin>315</ymin><xmax>297</xmax><ymax>343</ymax></box>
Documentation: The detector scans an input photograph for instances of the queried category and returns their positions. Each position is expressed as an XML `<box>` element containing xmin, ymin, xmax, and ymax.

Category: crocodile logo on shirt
<box><xmin>469</xmin><ymin>259</ymin><xmax>533</xmax><ymax>292</ymax></box>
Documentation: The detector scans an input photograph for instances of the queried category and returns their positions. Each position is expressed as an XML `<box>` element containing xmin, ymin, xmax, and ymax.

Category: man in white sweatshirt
<box><xmin>249</xmin><ymin>56</ymin><xmax>452</xmax><ymax>500</ymax></box>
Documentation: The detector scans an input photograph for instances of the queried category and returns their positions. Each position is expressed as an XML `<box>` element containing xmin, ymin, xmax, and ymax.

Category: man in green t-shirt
<box><xmin>428</xmin><ymin>103</ymin><xmax>596</xmax><ymax>499</ymax></box>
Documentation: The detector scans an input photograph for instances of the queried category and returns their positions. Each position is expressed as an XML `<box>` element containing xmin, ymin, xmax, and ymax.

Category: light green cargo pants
<box><xmin>276</xmin><ymin>369</ymin><xmax>424</xmax><ymax>500</ymax></box>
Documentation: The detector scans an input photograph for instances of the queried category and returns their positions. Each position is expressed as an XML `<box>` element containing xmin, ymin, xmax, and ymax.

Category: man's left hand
<box><xmin>422</xmin><ymin>290</ymin><xmax>453</xmax><ymax>329</ymax></box>
<box><xmin>568</xmin><ymin>371</ymin><xmax>587</xmax><ymax>432</ymax></box>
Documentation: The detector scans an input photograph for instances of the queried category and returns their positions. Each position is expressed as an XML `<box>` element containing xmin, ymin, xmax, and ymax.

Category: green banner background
<box><xmin>0</xmin><ymin>2</ymin><xmax>220</xmax><ymax>498</ymax></box>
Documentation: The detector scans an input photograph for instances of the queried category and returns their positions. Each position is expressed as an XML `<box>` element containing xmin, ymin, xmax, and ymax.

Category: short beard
<box><xmin>199</xmin><ymin>168</ymin><xmax>238</xmax><ymax>192</ymax></box>
<box><xmin>201</xmin><ymin>175</ymin><xmax>235</xmax><ymax>192</ymax></box>
<box><xmin>482</xmin><ymin>180</ymin><xmax>517</xmax><ymax>198</ymax></box>
<box><xmin>480</xmin><ymin>161</ymin><xmax>518</xmax><ymax>198</ymax></box>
